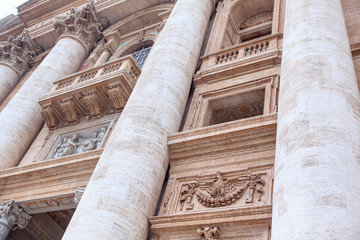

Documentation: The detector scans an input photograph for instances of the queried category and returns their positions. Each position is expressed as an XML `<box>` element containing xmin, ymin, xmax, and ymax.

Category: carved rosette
<box><xmin>0</xmin><ymin>30</ymin><xmax>41</xmax><ymax>77</ymax></box>
<box><xmin>0</xmin><ymin>199</ymin><xmax>31</xmax><ymax>231</ymax></box>
<box><xmin>54</xmin><ymin>0</ymin><xmax>109</xmax><ymax>53</ymax></box>
<box><xmin>197</xmin><ymin>227</ymin><xmax>220</xmax><ymax>240</ymax></box>
<box><xmin>74</xmin><ymin>187</ymin><xmax>86</xmax><ymax>205</ymax></box>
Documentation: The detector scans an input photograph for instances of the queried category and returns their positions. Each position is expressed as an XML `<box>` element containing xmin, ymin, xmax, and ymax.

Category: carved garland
<box><xmin>180</xmin><ymin>171</ymin><xmax>265</xmax><ymax>210</ymax></box>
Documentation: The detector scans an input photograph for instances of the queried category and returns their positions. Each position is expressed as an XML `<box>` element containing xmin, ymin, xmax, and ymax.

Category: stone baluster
<box><xmin>0</xmin><ymin>1</ymin><xmax>108</xmax><ymax>170</ymax></box>
<box><xmin>272</xmin><ymin>0</ymin><xmax>360</xmax><ymax>239</ymax></box>
<box><xmin>62</xmin><ymin>0</ymin><xmax>216</xmax><ymax>239</ymax></box>
<box><xmin>0</xmin><ymin>30</ymin><xmax>40</xmax><ymax>105</ymax></box>
<box><xmin>0</xmin><ymin>199</ymin><xmax>31</xmax><ymax>240</ymax></box>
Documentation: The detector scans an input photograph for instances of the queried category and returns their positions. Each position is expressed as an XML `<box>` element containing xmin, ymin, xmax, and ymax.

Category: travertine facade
<box><xmin>0</xmin><ymin>0</ymin><xmax>359</xmax><ymax>239</ymax></box>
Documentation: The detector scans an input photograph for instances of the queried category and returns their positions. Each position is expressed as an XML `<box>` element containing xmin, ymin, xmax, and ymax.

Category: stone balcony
<box><xmin>195</xmin><ymin>33</ymin><xmax>283</xmax><ymax>84</ymax></box>
<box><xmin>38</xmin><ymin>55</ymin><xmax>141</xmax><ymax>129</ymax></box>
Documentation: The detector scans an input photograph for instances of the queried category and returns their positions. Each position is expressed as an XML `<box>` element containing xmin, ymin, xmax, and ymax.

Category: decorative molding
<box><xmin>74</xmin><ymin>187</ymin><xmax>86</xmax><ymax>205</ymax></box>
<box><xmin>54</xmin><ymin>0</ymin><xmax>109</xmax><ymax>52</ymax></box>
<box><xmin>41</xmin><ymin>104</ymin><xmax>60</xmax><ymax>130</ymax></box>
<box><xmin>197</xmin><ymin>227</ymin><xmax>220</xmax><ymax>240</ymax></box>
<box><xmin>0</xmin><ymin>29</ymin><xmax>42</xmax><ymax>76</ymax></box>
<box><xmin>0</xmin><ymin>199</ymin><xmax>31</xmax><ymax>231</ymax></box>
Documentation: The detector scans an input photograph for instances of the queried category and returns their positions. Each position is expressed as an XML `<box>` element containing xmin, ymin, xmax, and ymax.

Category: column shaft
<box><xmin>272</xmin><ymin>0</ymin><xmax>360</xmax><ymax>239</ymax></box>
<box><xmin>62</xmin><ymin>0</ymin><xmax>215</xmax><ymax>239</ymax></box>
<box><xmin>0</xmin><ymin>38</ymin><xmax>87</xmax><ymax>169</ymax></box>
<box><xmin>0</xmin><ymin>64</ymin><xmax>20</xmax><ymax>105</ymax></box>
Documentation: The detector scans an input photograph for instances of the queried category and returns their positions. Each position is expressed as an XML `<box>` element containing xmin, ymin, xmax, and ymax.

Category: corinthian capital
<box><xmin>54</xmin><ymin>0</ymin><xmax>109</xmax><ymax>53</ymax></box>
<box><xmin>0</xmin><ymin>29</ymin><xmax>40</xmax><ymax>77</ymax></box>
<box><xmin>0</xmin><ymin>199</ymin><xmax>31</xmax><ymax>231</ymax></box>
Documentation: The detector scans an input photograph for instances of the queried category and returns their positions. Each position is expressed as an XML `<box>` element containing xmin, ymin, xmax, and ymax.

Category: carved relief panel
<box><xmin>159</xmin><ymin>168</ymin><xmax>272</xmax><ymax>216</ymax></box>
<box><xmin>35</xmin><ymin>114</ymin><xmax>117</xmax><ymax>162</ymax></box>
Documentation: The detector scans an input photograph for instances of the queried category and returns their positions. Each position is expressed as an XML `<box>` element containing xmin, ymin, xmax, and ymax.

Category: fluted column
<box><xmin>62</xmin><ymin>0</ymin><xmax>215</xmax><ymax>239</ymax></box>
<box><xmin>0</xmin><ymin>200</ymin><xmax>31</xmax><ymax>240</ymax></box>
<box><xmin>0</xmin><ymin>1</ymin><xmax>107</xmax><ymax>170</ymax></box>
<box><xmin>272</xmin><ymin>0</ymin><xmax>360</xmax><ymax>239</ymax></box>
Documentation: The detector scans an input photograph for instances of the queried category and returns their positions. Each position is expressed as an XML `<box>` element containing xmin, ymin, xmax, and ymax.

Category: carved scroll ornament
<box><xmin>179</xmin><ymin>171</ymin><xmax>265</xmax><ymax>210</ymax></box>
<box><xmin>0</xmin><ymin>199</ymin><xmax>31</xmax><ymax>231</ymax></box>
<box><xmin>54</xmin><ymin>0</ymin><xmax>109</xmax><ymax>52</ymax></box>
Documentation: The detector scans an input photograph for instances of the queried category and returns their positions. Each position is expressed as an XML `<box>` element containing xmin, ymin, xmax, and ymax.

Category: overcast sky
<box><xmin>0</xmin><ymin>0</ymin><xmax>28</xmax><ymax>19</ymax></box>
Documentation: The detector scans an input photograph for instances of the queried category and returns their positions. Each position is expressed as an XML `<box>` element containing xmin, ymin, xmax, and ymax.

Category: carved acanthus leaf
<box><xmin>0</xmin><ymin>29</ymin><xmax>41</xmax><ymax>76</ymax></box>
<box><xmin>0</xmin><ymin>199</ymin><xmax>31</xmax><ymax>231</ymax></box>
<box><xmin>54</xmin><ymin>0</ymin><xmax>109</xmax><ymax>52</ymax></box>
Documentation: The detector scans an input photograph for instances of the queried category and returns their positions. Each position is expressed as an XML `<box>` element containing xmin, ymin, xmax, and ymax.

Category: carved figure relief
<box><xmin>54</xmin><ymin>0</ymin><xmax>109</xmax><ymax>52</ymax></box>
<box><xmin>179</xmin><ymin>183</ymin><xmax>197</xmax><ymax>211</ymax></box>
<box><xmin>179</xmin><ymin>171</ymin><xmax>265</xmax><ymax>211</ymax></box>
<box><xmin>197</xmin><ymin>227</ymin><xmax>220</xmax><ymax>240</ymax></box>
<box><xmin>52</xmin><ymin>128</ymin><xmax>106</xmax><ymax>158</ymax></box>
<box><xmin>0</xmin><ymin>199</ymin><xmax>31</xmax><ymax>230</ymax></box>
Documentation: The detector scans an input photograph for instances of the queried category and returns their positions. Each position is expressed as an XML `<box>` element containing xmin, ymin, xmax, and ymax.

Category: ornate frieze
<box><xmin>54</xmin><ymin>0</ymin><xmax>109</xmax><ymax>52</ymax></box>
<box><xmin>197</xmin><ymin>227</ymin><xmax>220</xmax><ymax>240</ymax></box>
<box><xmin>0</xmin><ymin>30</ymin><xmax>42</xmax><ymax>76</ymax></box>
<box><xmin>0</xmin><ymin>199</ymin><xmax>31</xmax><ymax>231</ymax></box>
<box><xmin>52</xmin><ymin>128</ymin><xmax>106</xmax><ymax>159</ymax></box>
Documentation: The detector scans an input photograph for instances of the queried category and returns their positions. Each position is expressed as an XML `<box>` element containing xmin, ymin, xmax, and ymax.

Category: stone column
<box><xmin>0</xmin><ymin>32</ymin><xmax>38</xmax><ymax>105</ymax></box>
<box><xmin>62</xmin><ymin>0</ymin><xmax>216</xmax><ymax>239</ymax></box>
<box><xmin>93</xmin><ymin>43</ymin><xmax>113</xmax><ymax>67</ymax></box>
<box><xmin>0</xmin><ymin>199</ymin><xmax>31</xmax><ymax>240</ymax></box>
<box><xmin>0</xmin><ymin>1</ymin><xmax>108</xmax><ymax>170</ymax></box>
<box><xmin>272</xmin><ymin>0</ymin><xmax>360</xmax><ymax>239</ymax></box>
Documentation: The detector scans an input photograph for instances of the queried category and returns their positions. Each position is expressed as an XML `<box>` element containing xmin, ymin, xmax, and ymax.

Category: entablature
<box><xmin>38</xmin><ymin>55</ymin><xmax>140</xmax><ymax>129</ymax></box>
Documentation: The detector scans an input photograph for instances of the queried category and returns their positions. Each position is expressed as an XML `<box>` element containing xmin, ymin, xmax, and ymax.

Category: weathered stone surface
<box><xmin>272</xmin><ymin>0</ymin><xmax>360</xmax><ymax>239</ymax></box>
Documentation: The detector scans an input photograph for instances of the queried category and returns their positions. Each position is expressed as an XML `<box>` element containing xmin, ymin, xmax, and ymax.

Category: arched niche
<box><xmin>223</xmin><ymin>0</ymin><xmax>274</xmax><ymax>48</ymax></box>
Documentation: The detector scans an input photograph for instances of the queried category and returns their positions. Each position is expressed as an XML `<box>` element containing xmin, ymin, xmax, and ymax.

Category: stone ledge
<box><xmin>168</xmin><ymin>113</ymin><xmax>277</xmax><ymax>163</ymax></box>
<box><xmin>150</xmin><ymin>205</ymin><xmax>272</xmax><ymax>229</ymax></box>
<box><xmin>0</xmin><ymin>149</ymin><xmax>101</xmax><ymax>203</ymax></box>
